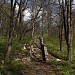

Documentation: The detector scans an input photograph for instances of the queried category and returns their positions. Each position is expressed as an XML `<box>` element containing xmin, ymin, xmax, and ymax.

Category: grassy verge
<box><xmin>0</xmin><ymin>60</ymin><xmax>25</xmax><ymax>75</ymax></box>
<box><xmin>44</xmin><ymin>34</ymin><xmax>67</xmax><ymax>59</ymax></box>
<box><xmin>49</xmin><ymin>61</ymin><xmax>75</xmax><ymax>75</ymax></box>
<box><xmin>44</xmin><ymin>34</ymin><xmax>75</xmax><ymax>75</ymax></box>
<box><xmin>0</xmin><ymin>36</ymin><xmax>7</xmax><ymax>60</ymax></box>
<box><xmin>0</xmin><ymin>36</ymin><xmax>31</xmax><ymax>75</ymax></box>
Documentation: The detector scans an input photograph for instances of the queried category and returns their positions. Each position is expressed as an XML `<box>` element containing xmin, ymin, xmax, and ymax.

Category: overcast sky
<box><xmin>15</xmin><ymin>4</ymin><xmax>31</xmax><ymax>22</ymax></box>
<box><xmin>73</xmin><ymin>0</ymin><xmax>75</xmax><ymax>3</ymax></box>
<box><xmin>15</xmin><ymin>0</ymin><xmax>75</xmax><ymax>22</ymax></box>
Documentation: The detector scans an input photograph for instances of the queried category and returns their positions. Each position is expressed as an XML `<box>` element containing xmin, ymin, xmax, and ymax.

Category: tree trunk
<box><xmin>59</xmin><ymin>24</ymin><xmax>64</xmax><ymax>51</ymax></box>
<box><xmin>59</xmin><ymin>0</ymin><xmax>64</xmax><ymax>51</ymax></box>
<box><xmin>67</xmin><ymin>0</ymin><xmax>73</xmax><ymax>61</ymax></box>
<box><xmin>5</xmin><ymin>0</ymin><xmax>13</xmax><ymax>60</ymax></box>
<box><xmin>18</xmin><ymin>0</ymin><xmax>23</xmax><ymax>41</ymax></box>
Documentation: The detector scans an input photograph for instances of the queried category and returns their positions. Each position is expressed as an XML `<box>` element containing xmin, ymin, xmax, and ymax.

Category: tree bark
<box><xmin>5</xmin><ymin>0</ymin><xmax>13</xmax><ymax>60</ymax></box>
<box><xmin>67</xmin><ymin>0</ymin><xmax>73</xmax><ymax>61</ymax></box>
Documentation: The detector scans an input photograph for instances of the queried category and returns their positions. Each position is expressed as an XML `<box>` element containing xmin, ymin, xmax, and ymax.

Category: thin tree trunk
<box><xmin>67</xmin><ymin>0</ymin><xmax>73</xmax><ymax>61</ymax></box>
<box><xmin>59</xmin><ymin>23</ymin><xmax>64</xmax><ymax>51</ymax></box>
<box><xmin>18</xmin><ymin>0</ymin><xmax>23</xmax><ymax>41</ymax></box>
<box><xmin>59</xmin><ymin>0</ymin><xmax>64</xmax><ymax>51</ymax></box>
<box><xmin>31</xmin><ymin>19</ymin><xmax>35</xmax><ymax>52</ymax></box>
<box><xmin>5</xmin><ymin>0</ymin><xmax>13</xmax><ymax>60</ymax></box>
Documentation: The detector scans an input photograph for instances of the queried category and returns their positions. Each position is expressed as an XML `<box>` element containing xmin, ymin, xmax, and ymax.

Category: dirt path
<box><xmin>20</xmin><ymin>41</ymin><xmax>61</xmax><ymax>75</ymax></box>
<box><xmin>23</xmin><ymin>60</ymin><xmax>56</xmax><ymax>75</ymax></box>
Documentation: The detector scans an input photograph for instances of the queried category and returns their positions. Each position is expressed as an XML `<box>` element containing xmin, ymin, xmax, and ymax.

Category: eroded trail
<box><xmin>23</xmin><ymin>60</ymin><xmax>56</xmax><ymax>75</ymax></box>
<box><xmin>19</xmin><ymin>37</ymin><xmax>59</xmax><ymax>75</ymax></box>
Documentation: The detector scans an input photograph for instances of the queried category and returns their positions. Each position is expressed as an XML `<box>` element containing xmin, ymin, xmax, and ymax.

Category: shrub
<box><xmin>6</xmin><ymin>60</ymin><xmax>25</xmax><ymax>75</ymax></box>
<box><xmin>0</xmin><ymin>60</ymin><xmax>25</xmax><ymax>75</ymax></box>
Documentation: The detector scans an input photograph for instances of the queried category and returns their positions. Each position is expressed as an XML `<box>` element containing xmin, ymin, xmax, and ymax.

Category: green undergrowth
<box><xmin>0</xmin><ymin>36</ymin><xmax>29</xmax><ymax>75</ymax></box>
<box><xmin>44</xmin><ymin>34</ymin><xmax>75</xmax><ymax>59</ymax></box>
<box><xmin>11</xmin><ymin>36</ymin><xmax>31</xmax><ymax>57</ymax></box>
<box><xmin>44</xmin><ymin>34</ymin><xmax>67</xmax><ymax>59</ymax></box>
<box><xmin>0</xmin><ymin>37</ymin><xmax>7</xmax><ymax>60</ymax></box>
<box><xmin>0</xmin><ymin>36</ymin><xmax>32</xmax><ymax>60</ymax></box>
<box><xmin>44</xmin><ymin>34</ymin><xmax>75</xmax><ymax>75</ymax></box>
<box><xmin>0</xmin><ymin>60</ymin><xmax>25</xmax><ymax>75</ymax></box>
<box><xmin>49</xmin><ymin>60</ymin><xmax>75</xmax><ymax>75</ymax></box>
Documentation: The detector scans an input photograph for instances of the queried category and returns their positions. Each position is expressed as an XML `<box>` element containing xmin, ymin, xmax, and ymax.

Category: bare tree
<box><xmin>61</xmin><ymin>0</ymin><xmax>73</xmax><ymax>61</ymax></box>
<box><xmin>67</xmin><ymin>0</ymin><xmax>73</xmax><ymax>61</ymax></box>
<box><xmin>58</xmin><ymin>0</ymin><xmax>64</xmax><ymax>51</ymax></box>
<box><xmin>5</xmin><ymin>0</ymin><xmax>14</xmax><ymax>60</ymax></box>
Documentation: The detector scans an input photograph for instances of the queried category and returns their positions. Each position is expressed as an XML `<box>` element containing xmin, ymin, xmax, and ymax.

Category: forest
<box><xmin>0</xmin><ymin>0</ymin><xmax>75</xmax><ymax>75</ymax></box>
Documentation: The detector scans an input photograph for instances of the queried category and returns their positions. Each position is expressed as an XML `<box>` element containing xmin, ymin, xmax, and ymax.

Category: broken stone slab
<box><xmin>21</xmin><ymin>44</ymin><xmax>30</xmax><ymax>51</ymax></box>
<box><xmin>44</xmin><ymin>46</ymin><xmax>49</xmax><ymax>56</ymax></box>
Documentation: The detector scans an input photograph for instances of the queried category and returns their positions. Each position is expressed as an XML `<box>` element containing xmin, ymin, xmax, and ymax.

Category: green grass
<box><xmin>44</xmin><ymin>34</ymin><xmax>75</xmax><ymax>75</ymax></box>
<box><xmin>11</xmin><ymin>36</ymin><xmax>32</xmax><ymax>57</ymax></box>
<box><xmin>0</xmin><ymin>36</ymin><xmax>31</xmax><ymax>75</ymax></box>
<box><xmin>0</xmin><ymin>60</ymin><xmax>25</xmax><ymax>75</ymax></box>
<box><xmin>0</xmin><ymin>35</ymin><xmax>32</xmax><ymax>59</ymax></box>
<box><xmin>49</xmin><ymin>61</ymin><xmax>75</xmax><ymax>75</ymax></box>
<box><xmin>44</xmin><ymin>34</ymin><xmax>75</xmax><ymax>59</ymax></box>
<box><xmin>0</xmin><ymin>37</ymin><xmax>7</xmax><ymax>60</ymax></box>
<box><xmin>44</xmin><ymin>34</ymin><xmax>67</xmax><ymax>59</ymax></box>
<box><xmin>0</xmin><ymin>34</ymin><xmax>75</xmax><ymax>75</ymax></box>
